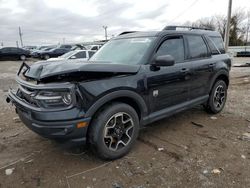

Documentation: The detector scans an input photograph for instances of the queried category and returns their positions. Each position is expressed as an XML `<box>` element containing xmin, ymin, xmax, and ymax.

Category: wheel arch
<box><xmin>209</xmin><ymin>70</ymin><xmax>229</xmax><ymax>91</ymax></box>
<box><xmin>85</xmin><ymin>90</ymin><xmax>148</xmax><ymax>122</ymax></box>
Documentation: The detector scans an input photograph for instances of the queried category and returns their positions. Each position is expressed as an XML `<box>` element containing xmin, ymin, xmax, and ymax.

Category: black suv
<box><xmin>7</xmin><ymin>26</ymin><xmax>231</xmax><ymax>160</ymax></box>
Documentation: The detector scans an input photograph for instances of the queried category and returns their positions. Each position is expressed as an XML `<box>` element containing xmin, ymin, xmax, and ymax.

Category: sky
<box><xmin>0</xmin><ymin>0</ymin><xmax>250</xmax><ymax>46</ymax></box>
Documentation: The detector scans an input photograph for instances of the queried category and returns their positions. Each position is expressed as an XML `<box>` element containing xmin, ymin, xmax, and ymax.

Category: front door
<box><xmin>146</xmin><ymin>35</ymin><xmax>193</xmax><ymax>113</ymax></box>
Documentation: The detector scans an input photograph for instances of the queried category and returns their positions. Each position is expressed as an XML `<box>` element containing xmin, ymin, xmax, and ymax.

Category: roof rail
<box><xmin>163</xmin><ymin>25</ymin><xmax>214</xmax><ymax>31</ymax></box>
<box><xmin>119</xmin><ymin>31</ymin><xmax>137</xmax><ymax>36</ymax></box>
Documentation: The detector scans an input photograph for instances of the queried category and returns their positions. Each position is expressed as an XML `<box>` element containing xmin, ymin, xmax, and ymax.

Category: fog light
<box><xmin>62</xmin><ymin>93</ymin><xmax>72</xmax><ymax>105</ymax></box>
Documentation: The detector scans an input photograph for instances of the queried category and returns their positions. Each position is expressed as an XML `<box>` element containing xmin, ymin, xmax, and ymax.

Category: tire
<box><xmin>204</xmin><ymin>80</ymin><xmax>227</xmax><ymax>114</ymax></box>
<box><xmin>88</xmin><ymin>103</ymin><xmax>139</xmax><ymax>160</ymax></box>
<box><xmin>44</xmin><ymin>54</ymin><xmax>50</xmax><ymax>60</ymax></box>
<box><xmin>20</xmin><ymin>55</ymin><xmax>26</xmax><ymax>61</ymax></box>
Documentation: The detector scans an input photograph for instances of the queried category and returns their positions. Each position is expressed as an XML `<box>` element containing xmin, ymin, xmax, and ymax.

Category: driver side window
<box><xmin>156</xmin><ymin>37</ymin><xmax>185</xmax><ymax>63</ymax></box>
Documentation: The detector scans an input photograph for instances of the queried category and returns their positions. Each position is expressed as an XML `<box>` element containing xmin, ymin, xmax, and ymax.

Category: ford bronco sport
<box><xmin>7</xmin><ymin>26</ymin><xmax>231</xmax><ymax>160</ymax></box>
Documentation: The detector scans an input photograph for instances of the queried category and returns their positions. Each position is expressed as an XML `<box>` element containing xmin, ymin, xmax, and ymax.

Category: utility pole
<box><xmin>224</xmin><ymin>0</ymin><xmax>232</xmax><ymax>52</ymax></box>
<box><xmin>245</xmin><ymin>11</ymin><xmax>250</xmax><ymax>52</ymax></box>
<box><xmin>103</xmin><ymin>26</ymin><xmax>108</xmax><ymax>41</ymax></box>
<box><xmin>19</xmin><ymin>26</ymin><xmax>24</xmax><ymax>47</ymax></box>
<box><xmin>16</xmin><ymin>41</ymin><xmax>19</xmax><ymax>48</ymax></box>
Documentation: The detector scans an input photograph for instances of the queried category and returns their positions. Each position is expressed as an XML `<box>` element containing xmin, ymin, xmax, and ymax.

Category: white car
<box><xmin>47</xmin><ymin>50</ymin><xmax>96</xmax><ymax>62</ymax></box>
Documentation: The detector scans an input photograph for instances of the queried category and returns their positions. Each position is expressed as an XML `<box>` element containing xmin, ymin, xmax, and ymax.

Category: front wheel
<box><xmin>204</xmin><ymin>80</ymin><xmax>227</xmax><ymax>114</ymax></box>
<box><xmin>88</xmin><ymin>103</ymin><xmax>139</xmax><ymax>160</ymax></box>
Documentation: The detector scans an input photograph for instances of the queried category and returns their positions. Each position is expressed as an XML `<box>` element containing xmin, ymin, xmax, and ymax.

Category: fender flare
<box><xmin>85</xmin><ymin>90</ymin><xmax>148</xmax><ymax>118</ymax></box>
<box><xmin>209</xmin><ymin>69</ymin><xmax>229</xmax><ymax>91</ymax></box>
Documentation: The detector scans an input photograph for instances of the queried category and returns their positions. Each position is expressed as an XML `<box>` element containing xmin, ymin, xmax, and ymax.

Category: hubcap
<box><xmin>103</xmin><ymin>112</ymin><xmax>134</xmax><ymax>151</ymax></box>
<box><xmin>20</xmin><ymin>55</ymin><xmax>25</xmax><ymax>60</ymax></box>
<box><xmin>213</xmin><ymin>85</ymin><xmax>226</xmax><ymax>110</ymax></box>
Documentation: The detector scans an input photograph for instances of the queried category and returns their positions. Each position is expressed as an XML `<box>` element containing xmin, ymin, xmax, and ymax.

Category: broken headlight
<box><xmin>35</xmin><ymin>91</ymin><xmax>73</xmax><ymax>108</ymax></box>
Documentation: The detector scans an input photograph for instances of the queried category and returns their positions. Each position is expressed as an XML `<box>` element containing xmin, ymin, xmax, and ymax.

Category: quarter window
<box><xmin>156</xmin><ymin>37</ymin><xmax>185</xmax><ymax>63</ymax></box>
<box><xmin>187</xmin><ymin>35</ymin><xmax>208</xmax><ymax>59</ymax></box>
<box><xmin>209</xmin><ymin>36</ymin><xmax>225</xmax><ymax>54</ymax></box>
<box><xmin>88</xmin><ymin>51</ymin><xmax>95</xmax><ymax>58</ymax></box>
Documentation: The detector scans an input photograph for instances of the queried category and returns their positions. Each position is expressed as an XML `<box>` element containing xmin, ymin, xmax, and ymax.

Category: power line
<box><xmin>23</xmin><ymin>29</ymin><xmax>102</xmax><ymax>36</ymax></box>
<box><xmin>0</xmin><ymin>25</ymin><xmax>103</xmax><ymax>36</ymax></box>
<box><xmin>170</xmin><ymin>0</ymin><xmax>200</xmax><ymax>23</ymax></box>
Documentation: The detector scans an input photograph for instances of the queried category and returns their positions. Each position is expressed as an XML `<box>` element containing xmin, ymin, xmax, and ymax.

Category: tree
<box><xmin>186</xmin><ymin>9</ymin><xmax>248</xmax><ymax>46</ymax></box>
<box><xmin>229</xmin><ymin>10</ymin><xmax>246</xmax><ymax>46</ymax></box>
<box><xmin>192</xmin><ymin>17</ymin><xmax>216</xmax><ymax>30</ymax></box>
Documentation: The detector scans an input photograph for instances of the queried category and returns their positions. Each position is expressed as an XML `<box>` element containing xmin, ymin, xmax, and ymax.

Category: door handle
<box><xmin>209</xmin><ymin>63</ymin><xmax>215</xmax><ymax>67</ymax></box>
<box><xmin>180</xmin><ymin>68</ymin><xmax>189</xmax><ymax>73</ymax></box>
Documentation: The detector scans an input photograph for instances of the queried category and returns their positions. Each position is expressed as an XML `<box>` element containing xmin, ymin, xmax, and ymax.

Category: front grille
<box><xmin>17</xmin><ymin>85</ymin><xmax>39</xmax><ymax>107</ymax></box>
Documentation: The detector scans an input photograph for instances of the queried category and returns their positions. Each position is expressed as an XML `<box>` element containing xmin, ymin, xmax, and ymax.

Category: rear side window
<box><xmin>75</xmin><ymin>51</ymin><xmax>86</xmax><ymax>58</ymax></box>
<box><xmin>186</xmin><ymin>35</ymin><xmax>208</xmax><ymax>59</ymax></box>
<box><xmin>91</xmin><ymin>46</ymin><xmax>98</xmax><ymax>50</ymax></box>
<box><xmin>208</xmin><ymin>36</ymin><xmax>225</xmax><ymax>54</ymax></box>
<box><xmin>1</xmin><ymin>48</ymin><xmax>11</xmax><ymax>53</ymax></box>
<box><xmin>156</xmin><ymin>37</ymin><xmax>185</xmax><ymax>63</ymax></box>
<box><xmin>61</xmin><ymin>45</ymin><xmax>72</xmax><ymax>49</ymax></box>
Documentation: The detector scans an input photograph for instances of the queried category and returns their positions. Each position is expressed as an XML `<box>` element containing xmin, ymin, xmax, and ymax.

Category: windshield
<box><xmin>60</xmin><ymin>51</ymin><xmax>76</xmax><ymax>58</ymax></box>
<box><xmin>90</xmin><ymin>37</ymin><xmax>155</xmax><ymax>65</ymax></box>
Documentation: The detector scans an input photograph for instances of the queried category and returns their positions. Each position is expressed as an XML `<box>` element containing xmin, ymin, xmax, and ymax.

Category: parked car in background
<box><xmin>0</xmin><ymin>47</ymin><xmax>30</xmax><ymax>60</ymax></box>
<box><xmin>71</xmin><ymin>44</ymin><xmax>87</xmax><ymax>50</ymax></box>
<box><xmin>23</xmin><ymin>46</ymin><xmax>36</xmax><ymax>51</ymax></box>
<box><xmin>32</xmin><ymin>46</ymin><xmax>50</xmax><ymax>52</ymax></box>
<box><xmin>47</xmin><ymin>50</ymin><xmax>96</xmax><ymax>62</ymax></box>
<box><xmin>236</xmin><ymin>51</ymin><xmax>250</xmax><ymax>57</ymax></box>
<box><xmin>58</xmin><ymin>44</ymin><xmax>73</xmax><ymax>49</ymax></box>
<box><xmin>86</xmin><ymin>44</ymin><xmax>102</xmax><ymax>51</ymax></box>
<box><xmin>40</xmin><ymin>48</ymin><xmax>71</xmax><ymax>59</ymax></box>
<box><xmin>31</xmin><ymin>47</ymin><xmax>54</xmax><ymax>58</ymax></box>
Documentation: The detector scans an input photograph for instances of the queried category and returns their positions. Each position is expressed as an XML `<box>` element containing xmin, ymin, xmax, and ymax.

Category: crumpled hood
<box><xmin>24</xmin><ymin>60</ymin><xmax>140</xmax><ymax>81</ymax></box>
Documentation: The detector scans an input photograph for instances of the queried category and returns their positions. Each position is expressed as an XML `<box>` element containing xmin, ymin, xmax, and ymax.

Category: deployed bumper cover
<box><xmin>7</xmin><ymin>64</ymin><xmax>90</xmax><ymax>145</ymax></box>
<box><xmin>8</xmin><ymin>90</ymin><xmax>90</xmax><ymax>144</ymax></box>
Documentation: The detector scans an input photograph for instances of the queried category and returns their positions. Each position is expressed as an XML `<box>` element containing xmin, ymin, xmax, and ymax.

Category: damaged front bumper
<box><xmin>7</xmin><ymin>65</ymin><xmax>91</xmax><ymax>145</ymax></box>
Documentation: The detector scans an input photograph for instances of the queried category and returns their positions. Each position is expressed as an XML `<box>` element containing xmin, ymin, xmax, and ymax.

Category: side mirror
<box><xmin>70</xmin><ymin>55</ymin><xmax>76</xmax><ymax>59</ymax></box>
<box><xmin>152</xmin><ymin>55</ymin><xmax>175</xmax><ymax>67</ymax></box>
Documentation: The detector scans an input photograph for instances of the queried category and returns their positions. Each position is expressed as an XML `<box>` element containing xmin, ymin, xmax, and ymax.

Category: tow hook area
<box><xmin>6</xmin><ymin>97</ymin><xmax>11</xmax><ymax>103</ymax></box>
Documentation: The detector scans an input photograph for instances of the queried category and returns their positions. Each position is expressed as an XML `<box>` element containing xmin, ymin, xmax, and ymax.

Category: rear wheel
<box><xmin>204</xmin><ymin>80</ymin><xmax>227</xmax><ymax>114</ymax></box>
<box><xmin>88</xmin><ymin>103</ymin><xmax>139</xmax><ymax>160</ymax></box>
<box><xmin>44</xmin><ymin>54</ymin><xmax>50</xmax><ymax>60</ymax></box>
<box><xmin>20</xmin><ymin>55</ymin><xmax>26</xmax><ymax>61</ymax></box>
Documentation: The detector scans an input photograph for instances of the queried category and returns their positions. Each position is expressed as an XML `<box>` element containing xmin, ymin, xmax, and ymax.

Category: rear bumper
<box><xmin>7</xmin><ymin>89</ymin><xmax>91</xmax><ymax>145</ymax></box>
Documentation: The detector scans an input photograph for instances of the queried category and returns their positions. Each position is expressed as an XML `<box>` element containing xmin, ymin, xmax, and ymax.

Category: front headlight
<box><xmin>35</xmin><ymin>90</ymin><xmax>73</xmax><ymax>108</ymax></box>
<box><xmin>62</xmin><ymin>93</ymin><xmax>72</xmax><ymax>105</ymax></box>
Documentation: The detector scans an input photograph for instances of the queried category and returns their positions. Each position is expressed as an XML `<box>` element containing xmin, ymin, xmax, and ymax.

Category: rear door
<box><xmin>147</xmin><ymin>35</ymin><xmax>193</xmax><ymax>113</ymax></box>
<box><xmin>185</xmin><ymin>34</ymin><xmax>215</xmax><ymax>99</ymax></box>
